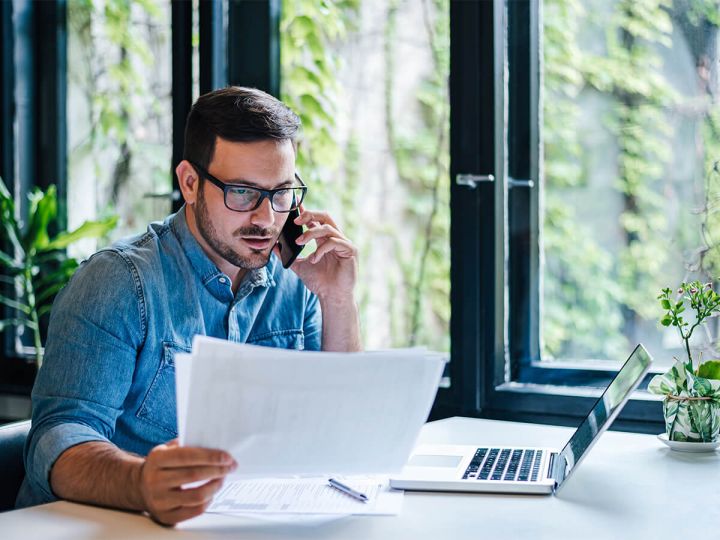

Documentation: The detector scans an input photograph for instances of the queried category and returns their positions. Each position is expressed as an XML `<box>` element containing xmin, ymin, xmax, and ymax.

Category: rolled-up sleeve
<box><xmin>21</xmin><ymin>250</ymin><xmax>145</xmax><ymax>504</ymax></box>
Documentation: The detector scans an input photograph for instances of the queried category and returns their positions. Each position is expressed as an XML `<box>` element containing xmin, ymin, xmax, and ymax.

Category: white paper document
<box><xmin>176</xmin><ymin>336</ymin><xmax>445</xmax><ymax>478</ymax></box>
<box><xmin>207</xmin><ymin>476</ymin><xmax>403</xmax><ymax>515</ymax></box>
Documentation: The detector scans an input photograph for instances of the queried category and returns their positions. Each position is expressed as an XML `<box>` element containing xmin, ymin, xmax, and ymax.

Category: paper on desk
<box><xmin>206</xmin><ymin>476</ymin><xmax>403</xmax><ymax>515</ymax></box>
<box><xmin>179</xmin><ymin>335</ymin><xmax>445</xmax><ymax>477</ymax></box>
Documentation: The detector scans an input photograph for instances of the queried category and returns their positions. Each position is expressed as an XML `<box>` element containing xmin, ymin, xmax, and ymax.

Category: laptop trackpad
<box><xmin>409</xmin><ymin>454</ymin><xmax>463</xmax><ymax>468</ymax></box>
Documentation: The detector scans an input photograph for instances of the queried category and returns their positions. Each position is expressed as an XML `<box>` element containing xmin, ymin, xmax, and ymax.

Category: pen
<box><xmin>328</xmin><ymin>478</ymin><xmax>369</xmax><ymax>503</ymax></box>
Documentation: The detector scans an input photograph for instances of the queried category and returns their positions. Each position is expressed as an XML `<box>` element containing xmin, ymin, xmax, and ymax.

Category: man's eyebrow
<box><xmin>226</xmin><ymin>178</ymin><xmax>295</xmax><ymax>189</ymax></box>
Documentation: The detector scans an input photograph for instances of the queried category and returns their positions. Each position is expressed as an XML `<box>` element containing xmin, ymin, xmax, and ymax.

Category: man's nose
<box><xmin>249</xmin><ymin>196</ymin><xmax>275</xmax><ymax>228</ymax></box>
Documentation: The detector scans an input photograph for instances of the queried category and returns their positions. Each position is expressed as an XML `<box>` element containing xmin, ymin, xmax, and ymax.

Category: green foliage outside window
<box><xmin>542</xmin><ymin>0</ymin><xmax>720</xmax><ymax>361</ymax></box>
<box><xmin>281</xmin><ymin>0</ymin><xmax>451</xmax><ymax>351</ymax></box>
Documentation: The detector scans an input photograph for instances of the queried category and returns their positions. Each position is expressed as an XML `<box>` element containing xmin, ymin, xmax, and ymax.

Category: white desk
<box><xmin>1</xmin><ymin>417</ymin><xmax>718</xmax><ymax>540</ymax></box>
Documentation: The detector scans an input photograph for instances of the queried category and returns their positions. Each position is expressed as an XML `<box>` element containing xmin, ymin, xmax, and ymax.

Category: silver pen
<box><xmin>328</xmin><ymin>478</ymin><xmax>369</xmax><ymax>503</ymax></box>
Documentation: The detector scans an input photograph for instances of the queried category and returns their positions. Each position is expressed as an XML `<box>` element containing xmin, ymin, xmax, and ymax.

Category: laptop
<box><xmin>389</xmin><ymin>344</ymin><xmax>652</xmax><ymax>495</ymax></box>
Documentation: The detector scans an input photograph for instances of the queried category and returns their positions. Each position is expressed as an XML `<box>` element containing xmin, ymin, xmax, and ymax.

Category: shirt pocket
<box><xmin>246</xmin><ymin>329</ymin><xmax>305</xmax><ymax>350</ymax></box>
<box><xmin>136</xmin><ymin>340</ymin><xmax>191</xmax><ymax>437</ymax></box>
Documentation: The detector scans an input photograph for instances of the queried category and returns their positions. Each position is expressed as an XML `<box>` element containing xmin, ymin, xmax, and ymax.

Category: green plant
<box><xmin>658</xmin><ymin>280</ymin><xmax>720</xmax><ymax>378</ymax></box>
<box><xmin>0</xmin><ymin>177</ymin><xmax>117</xmax><ymax>366</ymax></box>
<box><xmin>651</xmin><ymin>280</ymin><xmax>720</xmax><ymax>442</ymax></box>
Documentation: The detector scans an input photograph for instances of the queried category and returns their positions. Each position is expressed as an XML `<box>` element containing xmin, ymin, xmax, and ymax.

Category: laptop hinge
<box><xmin>547</xmin><ymin>452</ymin><xmax>556</xmax><ymax>480</ymax></box>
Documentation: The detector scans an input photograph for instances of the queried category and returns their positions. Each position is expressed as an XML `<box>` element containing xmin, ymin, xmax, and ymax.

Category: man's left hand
<box><xmin>279</xmin><ymin>206</ymin><xmax>358</xmax><ymax>302</ymax></box>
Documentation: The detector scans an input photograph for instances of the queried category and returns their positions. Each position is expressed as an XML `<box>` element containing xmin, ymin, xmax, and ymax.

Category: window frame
<box><xmin>437</xmin><ymin>0</ymin><xmax>665</xmax><ymax>434</ymax></box>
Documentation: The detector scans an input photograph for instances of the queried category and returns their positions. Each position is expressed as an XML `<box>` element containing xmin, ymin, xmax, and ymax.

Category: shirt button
<box><xmin>219</xmin><ymin>277</ymin><xmax>227</xmax><ymax>284</ymax></box>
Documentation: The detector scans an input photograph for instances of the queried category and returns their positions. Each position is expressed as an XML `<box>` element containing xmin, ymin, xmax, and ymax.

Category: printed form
<box><xmin>174</xmin><ymin>336</ymin><xmax>445</xmax><ymax>516</ymax></box>
<box><xmin>207</xmin><ymin>476</ymin><xmax>403</xmax><ymax>515</ymax></box>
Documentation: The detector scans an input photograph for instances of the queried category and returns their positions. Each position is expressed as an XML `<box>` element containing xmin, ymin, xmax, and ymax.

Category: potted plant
<box><xmin>0</xmin><ymin>177</ymin><xmax>117</xmax><ymax>367</ymax></box>
<box><xmin>649</xmin><ymin>281</ymin><xmax>720</xmax><ymax>443</ymax></box>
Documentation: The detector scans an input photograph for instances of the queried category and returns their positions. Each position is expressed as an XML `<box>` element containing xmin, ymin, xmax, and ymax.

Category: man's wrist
<box><xmin>129</xmin><ymin>458</ymin><xmax>148</xmax><ymax>511</ymax></box>
<box><xmin>318</xmin><ymin>293</ymin><xmax>357</xmax><ymax>310</ymax></box>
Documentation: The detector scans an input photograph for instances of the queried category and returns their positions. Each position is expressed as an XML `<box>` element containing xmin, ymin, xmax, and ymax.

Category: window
<box><xmin>449</xmin><ymin>0</ymin><xmax>720</xmax><ymax>430</ymax></box>
<box><xmin>537</xmin><ymin>0</ymin><xmax>720</xmax><ymax>371</ymax></box>
<box><xmin>67</xmin><ymin>0</ymin><xmax>175</xmax><ymax>254</ymax></box>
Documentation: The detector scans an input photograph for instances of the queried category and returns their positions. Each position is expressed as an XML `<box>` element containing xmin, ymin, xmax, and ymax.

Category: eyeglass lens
<box><xmin>225</xmin><ymin>186</ymin><xmax>304</xmax><ymax>212</ymax></box>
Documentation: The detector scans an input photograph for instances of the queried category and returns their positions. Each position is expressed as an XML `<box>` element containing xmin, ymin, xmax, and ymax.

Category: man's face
<box><xmin>192</xmin><ymin>138</ymin><xmax>296</xmax><ymax>271</ymax></box>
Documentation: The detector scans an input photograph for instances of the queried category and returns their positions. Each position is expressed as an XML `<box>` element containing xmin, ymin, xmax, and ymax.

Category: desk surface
<box><xmin>2</xmin><ymin>417</ymin><xmax>718</xmax><ymax>540</ymax></box>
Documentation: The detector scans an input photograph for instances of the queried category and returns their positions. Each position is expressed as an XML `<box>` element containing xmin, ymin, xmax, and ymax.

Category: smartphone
<box><xmin>277</xmin><ymin>208</ymin><xmax>304</xmax><ymax>269</ymax></box>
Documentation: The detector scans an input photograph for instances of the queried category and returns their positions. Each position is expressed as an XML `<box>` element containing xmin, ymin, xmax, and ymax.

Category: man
<box><xmin>16</xmin><ymin>87</ymin><xmax>361</xmax><ymax>525</ymax></box>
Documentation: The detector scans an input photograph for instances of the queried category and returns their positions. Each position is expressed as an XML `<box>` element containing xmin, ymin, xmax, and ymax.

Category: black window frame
<box><xmin>434</xmin><ymin>0</ymin><xmax>664</xmax><ymax>434</ymax></box>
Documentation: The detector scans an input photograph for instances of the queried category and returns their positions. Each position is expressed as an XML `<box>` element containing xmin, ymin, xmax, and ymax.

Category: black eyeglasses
<box><xmin>189</xmin><ymin>161</ymin><xmax>307</xmax><ymax>213</ymax></box>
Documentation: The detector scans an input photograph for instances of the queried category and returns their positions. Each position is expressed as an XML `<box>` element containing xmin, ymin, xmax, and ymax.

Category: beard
<box><xmin>194</xmin><ymin>187</ymin><xmax>278</xmax><ymax>270</ymax></box>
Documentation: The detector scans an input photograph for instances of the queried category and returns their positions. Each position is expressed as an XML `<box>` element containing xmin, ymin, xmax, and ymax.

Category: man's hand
<box><xmin>282</xmin><ymin>206</ymin><xmax>358</xmax><ymax>302</ymax></box>
<box><xmin>139</xmin><ymin>440</ymin><xmax>237</xmax><ymax>526</ymax></box>
<box><xmin>274</xmin><ymin>206</ymin><xmax>361</xmax><ymax>352</ymax></box>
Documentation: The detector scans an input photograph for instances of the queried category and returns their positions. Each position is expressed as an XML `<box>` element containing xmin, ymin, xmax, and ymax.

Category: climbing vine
<box><xmin>542</xmin><ymin>0</ymin><xmax>720</xmax><ymax>359</ymax></box>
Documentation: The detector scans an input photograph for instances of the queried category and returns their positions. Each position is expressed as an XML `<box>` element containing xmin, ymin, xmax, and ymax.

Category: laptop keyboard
<box><xmin>462</xmin><ymin>448</ymin><xmax>544</xmax><ymax>482</ymax></box>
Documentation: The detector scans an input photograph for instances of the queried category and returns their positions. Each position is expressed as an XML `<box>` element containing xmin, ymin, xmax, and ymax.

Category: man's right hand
<box><xmin>139</xmin><ymin>440</ymin><xmax>237</xmax><ymax>526</ymax></box>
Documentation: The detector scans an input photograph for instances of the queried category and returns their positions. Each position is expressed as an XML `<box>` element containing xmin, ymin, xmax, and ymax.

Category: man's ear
<box><xmin>176</xmin><ymin>160</ymin><xmax>200</xmax><ymax>205</ymax></box>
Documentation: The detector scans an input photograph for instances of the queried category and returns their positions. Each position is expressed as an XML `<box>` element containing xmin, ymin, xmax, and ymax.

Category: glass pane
<box><xmin>541</xmin><ymin>0</ymin><xmax>720</xmax><ymax>366</ymax></box>
<box><xmin>67</xmin><ymin>0</ymin><xmax>173</xmax><ymax>256</ymax></box>
<box><xmin>281</xmin><ymin>0</ymin><xmax>450</xmax><ymax>352</ymax></box>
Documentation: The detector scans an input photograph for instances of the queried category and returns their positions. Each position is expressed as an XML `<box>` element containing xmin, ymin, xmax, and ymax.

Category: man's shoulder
<box><xmin>89</xmin><ymin>218</ymin><xmax>176</xmax><ymax>269</ymax></box>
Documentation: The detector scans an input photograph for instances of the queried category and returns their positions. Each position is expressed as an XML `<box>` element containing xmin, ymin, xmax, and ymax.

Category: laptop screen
<box><xmin>551</xmin><ymin>344</ymin><xmax>652</xmax><ymax>490</ymax></box>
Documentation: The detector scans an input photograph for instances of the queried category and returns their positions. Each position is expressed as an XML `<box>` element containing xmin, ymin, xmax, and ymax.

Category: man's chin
<box><xmin>241</xmin><ymin>248</ymin><xmax>274</xmax><ymax>267</ymax></box>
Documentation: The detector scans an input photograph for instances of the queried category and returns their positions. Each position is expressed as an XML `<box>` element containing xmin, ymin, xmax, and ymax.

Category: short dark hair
<box><xmin>183</xmin><ymin>86</ymin><xmax>301</xmax><ymax>169</ymax></box>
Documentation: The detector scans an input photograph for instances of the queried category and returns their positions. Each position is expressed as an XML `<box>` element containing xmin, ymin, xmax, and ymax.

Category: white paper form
<box><xmin>207</xmin><ymin>476</ymin><xmax>403</xmax><ymax>515</ymax></box>
<box><xmin>180</xmin><ymin>336</ymin><xmax>445</xmax><ymax>477</ymax></box>
<box><xmin>174</xmin><ymin>352</ymin><xmax>193</xmax><ymax>441</ymax></box>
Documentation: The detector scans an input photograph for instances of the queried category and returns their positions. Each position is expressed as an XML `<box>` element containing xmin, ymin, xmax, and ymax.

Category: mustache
<box><xmin>233</xmin><ymin>226</ymin><xmax>279</xmax><ymax>238</ymax></box>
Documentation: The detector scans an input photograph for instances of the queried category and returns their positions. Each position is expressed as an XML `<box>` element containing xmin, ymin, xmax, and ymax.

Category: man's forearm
<box><xmin>320</xmin><ymin>295</ymin><xmax>362</xmax><ymax>352</ymax></box>
<box><xmin>50</xmin><ymin>441</ymin><xmax>145</xmax><ymax>511</ymax></box>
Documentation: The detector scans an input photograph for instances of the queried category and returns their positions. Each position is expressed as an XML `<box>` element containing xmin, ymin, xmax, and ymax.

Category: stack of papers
<box><xmin>174</xmin><ymin>336</ymin><xmax>445</xmax><ymax>515</ymax></box>
<box><xmin>208</xmin><ymin>476</ymin><xmax>403</xmax><ymax>515</ymax></box>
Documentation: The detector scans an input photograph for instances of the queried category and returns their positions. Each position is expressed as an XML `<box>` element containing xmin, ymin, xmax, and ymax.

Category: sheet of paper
<box><xmin>180</xmin><ymin>336</ymin><xmax>445</xmax><ymax>477</ymax></box>
<box><xmin>206</xmin><ymin>476</ymin><xmax>403</xmax><ymax>515</ymax></box>
<box><xmin>174</xmin><ymin>352</ymin><xmax>193</xmax><ymax>442</ymax></box>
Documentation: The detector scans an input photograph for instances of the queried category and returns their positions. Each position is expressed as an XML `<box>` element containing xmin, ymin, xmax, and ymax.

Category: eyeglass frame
<box><xmin>188</xmin><ymin>160</ymin><xmax>307</xmax><ymax>213</ymax></box>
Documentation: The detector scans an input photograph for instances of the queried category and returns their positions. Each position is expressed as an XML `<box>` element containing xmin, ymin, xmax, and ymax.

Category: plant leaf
<box><xmin>0</xmin><ymin>249</ymin><xmax>19</xmax><ymax>269</ymax></box>
<box><xmin>36</xmin><ymin>281</ymin><xmax>67</xmax><ymax>305</ymax></box>
<box><xmin>697</xmin><ymin>360</ymin><xmax>720</xmax><ymax>380</ymax></box>
<box><xmin>43</xmin><ymin>215</ymin><xmax>118</xmax><ymax>251</ymax></box>
<box><xmin>0</xmin><ymin>191</ymin><xmax>25</xmax><ymax>259</ymax></box>
<box><xmin>34</xmin><ymin>259</ymin><xmax>79</xmax><ymax>290</ymax></box>
<box><xmin>0</xmin><ymin>293</ymin><xmax>31</xmax><ymax>314</ymax></box>
<box><xmin>0</xmin><ymin>318</ymin><xmax>35</xmax><ymax>331</ymax></box>
<box><xmin>23</xmin><ymin>185</ymin><xmax>57</xmax><ymax>252</ymax></box>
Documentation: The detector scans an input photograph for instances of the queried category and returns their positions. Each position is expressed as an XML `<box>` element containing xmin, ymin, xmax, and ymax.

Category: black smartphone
<box><xmin>277</xmin><ymin>208</ymin><xmax>304</xmax><ymax>269</ymax></box>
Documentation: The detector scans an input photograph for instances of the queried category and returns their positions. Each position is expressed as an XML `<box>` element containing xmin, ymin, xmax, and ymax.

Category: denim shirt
<box><xmin>16</xmin><ymin>208</ymin><xmax>321</xmax><ymax>508</ymax></box>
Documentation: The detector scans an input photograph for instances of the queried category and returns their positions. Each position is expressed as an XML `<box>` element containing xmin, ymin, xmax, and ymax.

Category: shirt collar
<box><xmin>169</xmin><ymin>206</ymin><xmax>275</xmax><ymax>296</ymax></box>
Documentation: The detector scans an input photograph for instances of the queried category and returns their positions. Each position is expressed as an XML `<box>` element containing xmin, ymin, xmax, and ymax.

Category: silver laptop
<box><xmin>390</xmin><ymin>344</ymin><xmax>651</xmax><ymax>495</ymax></box>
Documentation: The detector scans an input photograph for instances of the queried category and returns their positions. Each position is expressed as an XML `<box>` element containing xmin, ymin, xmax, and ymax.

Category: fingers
<box><xmin>172</xmin><ymin>477</ymin><xmax>224</xmax><ymax>507</ymax></box>
<box><xmin>148</xmin><ymin>445</ymin><xmax>235</xmax><ymax>469</ymax></box>
<box><xmin>295</xmin><ymin>209</ymin><xmax>339</xmax><ymax>230</ymax></box>
<box><xmin>151</xmin><ymin>479</ymin><xmax>223</xmax><ymax>526</ymax></box>
<box><xmin>307</xmin><ymin>238</ymin><xmax>358</xmax><ymax>264</ymax></box>
<box><xmin>296</xmin><ymin>224</ymin><xmax>342</xmax><ymax>246</ymax></box>
<box><xmin>157</xmin><ymin>465</ymin><xmax>235</xmax><ymax>489</ymax></box>
<box><xmin>153</xmin><ymin>504</ymin><xmax>208</xmax><ymax>527</ymax></box>
<box><xmin>141</xmin><ymin>444</ymin><xmax>237</xmax><ymax>526</ymax></box>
